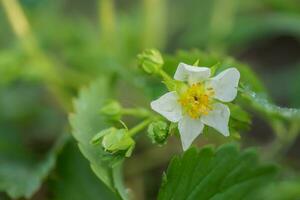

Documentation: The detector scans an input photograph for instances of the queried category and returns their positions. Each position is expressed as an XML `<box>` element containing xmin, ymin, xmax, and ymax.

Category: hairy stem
<box><xmin>128</xmin><ymin>118</ymin><xmax>152</xmax><ymax>137</ymax></box>
<box><xmin>122</xmin><ymin>108</ymin><xmax>152</xmax><ymax>118</ymax></box>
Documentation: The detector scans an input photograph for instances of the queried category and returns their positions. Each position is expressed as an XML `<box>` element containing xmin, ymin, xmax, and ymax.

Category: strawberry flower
<box><xmin>151</xmin><ymin>63</ymin><xmax>240</xmax><ymax>150</ymax></box>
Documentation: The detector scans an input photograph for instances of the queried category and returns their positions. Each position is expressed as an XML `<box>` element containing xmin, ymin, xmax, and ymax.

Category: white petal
<box><xmin>208</xmin><ymin>68</ymin><xmax>240</xmax><ymax>102</ymax></box>
<box><xmin>174</xmin><ymin>63</ymin><xmax>211</xmax><ymax>85</ymax></box>
<box><xmin>150</xmin><ymin>91</ymin><xmax>182</xmax><ymax>122</ymax></box>
<box><xmin>178</xmin><ymin>116</ymin><xmax>204</xmax><ymax>151</ymax></box>
<box><xmin>201</xmin><ymin>103</ymin><xmax>230</xmax><ymax>137</ymax></box>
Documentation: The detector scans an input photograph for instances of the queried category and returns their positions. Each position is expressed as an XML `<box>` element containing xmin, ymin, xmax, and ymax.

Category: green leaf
<box><xmin>158</xmin><ymin>144</ymin><xmax>277</xmax><ymax>200</ymax></box>
<box><xmin>0</xmin><ymin>83</ymin><xmax>68</xmax><ymax>199</ymax></box>
<box><xmin>69</xmin><ymin>77</ymin><xmax>128</xmax><ymax>199</ymax></box>
<box><xmin>0</xmin><ymin>132</ymin><xmax>67</xmax><ymax>199</ymax></box>
<box><xmin>50</xmin><ymin>140</ymin><xmax>118</xmax><ymax>200</ymax></box>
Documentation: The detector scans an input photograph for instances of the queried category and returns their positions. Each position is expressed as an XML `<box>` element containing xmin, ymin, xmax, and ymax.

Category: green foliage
<box><xmin>0</xmin><ymin>133</ymin><xmax>67</xmax><ymax>199</ymax></box>
<box><xmin>69</xmin><ymin>77</ymin><xmax>128</xmax><ymax>199</ymax></box>
<box><xmin>50</xmin><ymin>140</ymin><xmax>118</xmax><ymax>200</ymax></box>
<box><xmin>228</xmin><ymin>103</ymin><xmax>251</xmax><ymax>137</ymax></box>
<box><xmin>259</xmin><ymin>179</ymin><xmax>300</xmax><ymax>200</ymax></box>
<box><xmin>2</xmin><ymin>0</ymin><xmax>300</xmax><ymax>199</ymax></box>
<box><xmin>158</xmin><ymin>144</ymin><xmax>277</xmax><ymax>200</ymax></box>
<box><xmin>0</xmin><ymin>83</ymin><xmax>67</xmax><ymax>199</ymax></box>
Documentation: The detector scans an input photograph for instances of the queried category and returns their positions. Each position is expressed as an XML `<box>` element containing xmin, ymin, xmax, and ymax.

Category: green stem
<box><xmin>158</xmin><ymin>70</ymin><xmax>172</xmax><ymax>81</ymax></box>
<box><xmin>158</xmin><ymin>69</ymin><xmax>175</xmax><ymax>90</ymax></box>
<box><xmin>122</xmin><ymin>108</ymin><xmax>151</xmax><ymax>118</ymax></box>
<box><xmin>128</xmin><ymin>118</ymin><xmax>152</xmax><ymax>137</ymax></box>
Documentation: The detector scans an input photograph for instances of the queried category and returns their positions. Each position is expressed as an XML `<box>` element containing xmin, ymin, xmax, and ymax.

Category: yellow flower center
<box><xmin>178</xmin><ymin>83</ymin><xmax>214</xmax><ymax>119</ymax></box>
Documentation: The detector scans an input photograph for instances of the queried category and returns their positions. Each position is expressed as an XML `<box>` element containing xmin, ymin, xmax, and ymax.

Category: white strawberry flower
<box><xmin>150</xmin><ymin>63</ymin><xmax>240</xmax><ymax>150</ymax></box>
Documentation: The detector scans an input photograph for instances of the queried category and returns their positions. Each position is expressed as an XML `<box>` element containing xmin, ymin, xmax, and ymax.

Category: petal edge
<box><xmin>201</xmin><ymin>103</ymin><xmax>230</xmax><ymax>137</ymax></box>
<box><xmin>208</xmin><ymin>68</ymin><xmax>240</xmax><ymax>102</ymax></box>
<box><xmin>178</xmin><ymin>116</ymin><xmax>204</xmax><ymax>151</ymax></box>
<box><xmin>150</xmin><ymin>91</ymin><xmax>182</xmax><ymax>122</ymax></box>
<box><xmin>174</xmin><ymin>63</ymin><xmax>211</xmax><ymax>84</ymax></box>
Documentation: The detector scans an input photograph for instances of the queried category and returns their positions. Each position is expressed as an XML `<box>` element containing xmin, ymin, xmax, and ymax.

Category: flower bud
<box><xmin>100</xmin><ymin>101</ymin><xmax>122</xmax><ymax>120</ymax></box>
<box><xmin>137</xmin><ymin>49</ymin><xmax>164</xmax><ymax>74</ymax></box>
<box><xmin>147</xmin><ymin>121</ymin><xmax>169</xmax><ymax>145</ymax></box>
<box><xmin>91</xmin><ymin>127</ymin><xmax>135</xmax><ymax>157</ymax></box>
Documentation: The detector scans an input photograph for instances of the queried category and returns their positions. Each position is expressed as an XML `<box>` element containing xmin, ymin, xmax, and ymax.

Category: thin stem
<box><xmin>158</xmin><ymin>69</ymin><xmax>179</xmax><ymax>91</ymax></box>
<box><xmin>158</xmin><ymin>70</ymin><xmax>172</xmax><ymax>82</ymax></box>
<box><xmin>121</xmin><ymin>108</ymin><xmax>151</xmax><ymax>118</ymax></box>
<box><xmin>128</xmin><ymin>118</ymin><xmax>152</xmax><ymax>137</ymax></box>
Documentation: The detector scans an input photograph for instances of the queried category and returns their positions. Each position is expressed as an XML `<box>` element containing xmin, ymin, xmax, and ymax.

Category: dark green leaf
<box><xmin>158</xmin><ymin>144</ymin><xmax>277</xmax><ymax>200</ymax></box>
<box><xmin>50</xmin><ymin>140</ymin><xmax>118</xmax><ymax>200</ymax></box>
<box><xmin>0</xmin><ymin>133</ymin><xmax>67</xmax><ymax>199</ymax></box>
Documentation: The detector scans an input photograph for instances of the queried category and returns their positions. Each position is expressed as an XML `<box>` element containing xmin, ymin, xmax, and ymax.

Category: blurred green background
<box><xmin>1</xmin><ymin>0</ymin><xmax>300</xmax><ymax>199</ymax></box>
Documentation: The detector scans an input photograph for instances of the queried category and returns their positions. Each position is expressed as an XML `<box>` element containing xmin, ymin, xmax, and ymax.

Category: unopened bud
<box><xmin>147</xmin><ymin>121</ymin><xmax>169</xmax><ymax>145</ymax></box>
<box><xmin>91</xmin><ymin>127</ymin><xmax>135</xmax><ymax>157</ymax></box>
<box><xmin>100</xmin><ymin>101</ymin><xmax>122</xmax><ymax>120</ymax></box>
<box><xmin>137</xmin><ymin>49</ymin><xmax>164</xmax><ymax>74</ymax></box>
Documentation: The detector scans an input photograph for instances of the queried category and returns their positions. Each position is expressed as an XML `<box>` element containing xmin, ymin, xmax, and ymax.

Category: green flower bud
<box><xmin>91</xmin><ymin>127</ymin><xmax>135</xmax><ymax>157</ymax></box>
<box><xmin>100</xmin><ymin>101</ymin><xmax>122</xmax><ymax>120</ymax></box>
<box><xmin>91</xmin><ymin>127</ymin><xmax>115</xmax><ymax>145</ymax></box>
<box><xmin>137</xmin><ymin>49</ymin><xmax>164</xmax><ymax>74</ymax></box>
<box><xmin>147</xmin><ymin>121</ymin><xmax>169</xmax><ymax>145</ymax></box>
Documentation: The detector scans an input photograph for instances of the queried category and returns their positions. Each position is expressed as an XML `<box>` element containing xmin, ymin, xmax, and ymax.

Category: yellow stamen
<box><xmin>178</xmin><ymin>83</ymin><xmax>214</xmax><ymax>119</ymax></box>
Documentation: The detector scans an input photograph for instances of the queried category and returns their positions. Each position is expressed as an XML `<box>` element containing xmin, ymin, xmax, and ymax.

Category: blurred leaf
<box><xmin>69</xmin><ymin>77</ymin><xmax>128</xmax><ymax>200</ymax></box>
<box><xmin>158</xmin><ymin>144</ymin><xmax>277</xmax><ymax>200</ymax></box>
<box><xmin>228</xmin><ymin>103</ymin><xmax>252</xmax><ymax>136</ymax></box>
<box><xmin>240</xmin><ymin>85</ymin><xmax>300</xmax><ymax>120</ymax></box>
<box><xmin>50</xmin><ymin>140</ymin><xmax>117</xmax><ymax>200</ymax></box>
<box><xmin>229</xmin><ymin>13</ymin><xmax>300</xmax><ymax>49</ymax></box>
<box><xmin>259</xmin><ymin>179</ymin><xmax>300</xmax><ymax>200</ymax></box>
<box><xmin>229</xmin><ymin>103</ymin><xmax>251</xmax><ymax>124</ymax></box>
<box><xmin>0</xmin><ymin>50</ymin><xmax>27</xmax><ymax>85</ymax></box>
<box><xmin>0</xmin><ymin>132</ymin><xmax>67</xmax><ymax>199</ymax></box>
